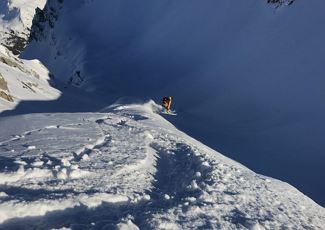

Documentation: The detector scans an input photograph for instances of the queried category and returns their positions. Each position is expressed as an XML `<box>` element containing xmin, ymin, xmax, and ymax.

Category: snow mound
<box><xmin>0</xmin><ymin>101</ymin><xmax>324</xmax><ymax>229</ymax></box>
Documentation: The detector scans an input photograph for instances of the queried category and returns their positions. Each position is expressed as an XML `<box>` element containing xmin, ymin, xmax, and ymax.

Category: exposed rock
<box><xmin>29</xmin><ymin>0</ymin><xmax>63</xmax><ymax>42</ymax></box>
<box><xmin>67</xmin><ymin>70</ymin><xmax>84</xmax><ymax>87</ymax></box>
<box><xmin>2</xmin><ymin>30</ymin><xmax>27</xmax><ymax>55</ymax></box>
<box><xmin>0</xmin><ymin>56</ymin><xmax>20</xmax><ymax>68</ymax></box>
<box><xmin>0</xmin><ymin>71</ymin><xmax>13</xmax><ymax>102</ymax></box>
<box><xmin>0</xmin><ymin>73</ymin><xmax>9</xmax><ymax>91</ymax></box>
<box><xmin>267</xmin><ymin>0</ymin><xmax>295</xmax><ymax>7</ymax></box>
<box><xmin>0</xmin><ymin>55</ymin><xmax>40</xmax><ymax>79</ymax></box>
<box><xmin>0</xmin><ymin>90</ymin><xmax>14</xmax><ymax>102</ymax></box>
<box><xmin>21</xmin><ymin>81</ymin><xmax>37</xmax><ymax>93</ymax></box>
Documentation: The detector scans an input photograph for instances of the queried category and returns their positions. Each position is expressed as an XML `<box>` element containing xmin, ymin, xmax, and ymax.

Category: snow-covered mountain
<box><xmin>0</xmin><ymin>0</ymin><xmax>324</xmax><ymax>228</ymax></box>
<box><xmin>19</xmin><ymin>0</ymin><xmax>325</xmax><ymax>207</ymax></box>
<box><xmin>0</xmin><ymin>0</ymin><xmax>59</xmax><ymax>111</ymax></box>
<box><xmin>0</xmin><ymin>101</ymin><xmax>324</xmax><ymax>229</ymax></box>
<box><xmin>0</xmin><ymin>0</ymin><xmax>47</xmax><ymax>55</ymax></box>
<box><xmin>0</xmin><ymin>45</ymin><xmax>60</xmax><ymax>112</ymax></box>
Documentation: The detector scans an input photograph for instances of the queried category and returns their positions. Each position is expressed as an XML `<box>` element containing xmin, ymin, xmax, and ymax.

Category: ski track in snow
<box><xmin>0</xmin><ymin>102</ymin><xmax>324</xmax><ymax>229</ymax></box>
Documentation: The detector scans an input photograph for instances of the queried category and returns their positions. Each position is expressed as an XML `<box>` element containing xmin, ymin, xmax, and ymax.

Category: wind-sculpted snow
<box><xmin>0</xmin><ymin>101</ymin><xmax>324</xmax><ymax>229</ymax></box>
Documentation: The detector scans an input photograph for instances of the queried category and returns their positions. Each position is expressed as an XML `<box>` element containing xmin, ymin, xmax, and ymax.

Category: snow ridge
<box><xmin>0</xmin><ymin>101</ymin><xmax>324</xmax><ymax>229</ymax></box>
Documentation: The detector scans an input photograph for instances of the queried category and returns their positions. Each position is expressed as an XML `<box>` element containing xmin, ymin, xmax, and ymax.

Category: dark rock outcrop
<box><xmin>0</xmin><ymin>73</ymin><xmax>9</xmax><ymax>91</ymax></box>
<box><xmin>267</xmin><ymin>0</ymin><xmax>295</xmax><ymax>7</ymax></box>
<box><xmin>0</xmin><ymin>73</ymin><xmax>13</xmax><ymax>102</ymax></box>
<box><xmin>29</xmin><ymin>0</ymin><xmax>63</xmax><ymax>42</ymax></box>
<box><xmin>0</xmin><ymin>90</ymin><xmax>14</xmax><ymax>102</ymax></box>
<box><xmin>2</xmin><ymin>30</ymin><xmax>27</xmax><ymax>55</ymax></box>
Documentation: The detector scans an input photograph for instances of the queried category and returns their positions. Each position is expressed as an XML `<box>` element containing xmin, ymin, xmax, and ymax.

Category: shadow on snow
<box><xmin>0</xmin><ymin>143</ymin><xmax>215</xmax><ymax>230</ymax></box>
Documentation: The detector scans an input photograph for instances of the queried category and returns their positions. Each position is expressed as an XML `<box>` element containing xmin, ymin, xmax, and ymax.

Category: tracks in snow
<box><xmin>0</xmin><ymin>115</ymin><xmax>215</xmax><ymax>229</ymax></box>
<box><xmin>132</xmin><ymin>141</ymin><xmax>213</xmax><ymax>228</ymax></box>
<box><xmin>1</xmin><ymin>108</ymin><xmax>324</xmax><ymax>229</ymax></box>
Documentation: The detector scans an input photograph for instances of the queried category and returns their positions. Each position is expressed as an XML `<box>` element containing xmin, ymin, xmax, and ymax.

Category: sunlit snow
<box><xmin>0</xmin><ymin>101</ymin><xmax>324</xmax><ymax>229</ymax></box>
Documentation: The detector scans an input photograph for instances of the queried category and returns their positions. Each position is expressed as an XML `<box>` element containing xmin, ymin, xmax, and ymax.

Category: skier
<box><xmin>162</xmin><ymin>96</ymin><xmax>173</xmax><ymax>112</ymax></box>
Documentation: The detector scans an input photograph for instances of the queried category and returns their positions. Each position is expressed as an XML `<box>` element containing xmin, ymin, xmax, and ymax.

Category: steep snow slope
<box><xmin>22</xmin><ymin>0</ymin><xmax>325</xmax><ymax>206</ymax></box>
<box><xmin>0</xmin><ymin>0</ymin><xmax>60</xmax><ymax>111</ymax></box>
<box><xmin>0</xmin><ymin>101</ymin><xmax>324</xmax><ymax>229</ymax></box>
<box><xmin>0</xmin><ymin>0</ymin><xmax>47</xmax><ymax>54</ymax></box>
<box><xmin>0</xmin><ymin>45</ymin><xmax>60</xmax><ymax>112</ymax></box>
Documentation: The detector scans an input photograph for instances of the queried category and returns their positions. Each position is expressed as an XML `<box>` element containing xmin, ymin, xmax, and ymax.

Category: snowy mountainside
<box><xmin>23</xmin><ymin>0</ymin><xmax>301</xmax><ymax>90</ymax></box>
<box><xmin>0</xmin><ymin>101</ymin><xmax>324</xmax><ymax>229</ymax></box>
<box><xmin>0</xmin><ymin>0</ymin><xmax>47</xmax><ymax>55</ymax></box>
<box><xmin>21</xmin><ymin>0</ymin><xmax>325</xmax><ymax>206</ymax></box>
<box><xmin>0</xmin><ymin>45</ymin><xmax>60</xmax><ymax>112</ymax></box>
<box><xmin>24</xmin><ymin>0</ymin><xmax>86</xmax><ymax>88</ymax></box>
<box><xmin>0</xmin><ymin>0</ymin><xmax>59</xmax><ymax>112</ymax></box>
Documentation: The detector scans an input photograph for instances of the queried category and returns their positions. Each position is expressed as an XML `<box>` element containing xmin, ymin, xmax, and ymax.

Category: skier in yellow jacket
<box><xmin>162</xmin><ymin>96</ymin><xmax>173</xmax><ymax>112</ymax></box>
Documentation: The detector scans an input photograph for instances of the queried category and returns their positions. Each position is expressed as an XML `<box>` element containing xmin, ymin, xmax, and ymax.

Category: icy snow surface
<box><xmin>0</xmin><ymin>101</ymin><xmax>324</xmax><ymax>229</ymax></box>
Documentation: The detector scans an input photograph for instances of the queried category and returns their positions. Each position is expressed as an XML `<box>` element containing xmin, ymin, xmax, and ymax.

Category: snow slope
<box><xmin>0</xmin><ymin>0</ymin><xmax>60</xmax><ymax>112</ymax></box>
<box><xmin>0</xmin><ymin>101</ymin><xmax>324</xmax><ymax>229</ymax></box>
<box><xmin>0</xmin><ymin>45</ymin><xmax>60</xmax><ymax>112</ymax></box>
<box><xmin>0</xmin><ymin>0</ymin><xmax>47</xmax><ymax>54</ymax></box>
<box><xmin>21</xmin><ymin>0</ymin><xmax>325</xmax><ymax>206</ymax></box>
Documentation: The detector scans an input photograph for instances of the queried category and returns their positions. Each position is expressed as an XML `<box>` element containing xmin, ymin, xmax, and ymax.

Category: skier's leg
<box><xmin>167</xmin><ymin>101</ymin><xmax>171</xmax><ymax>111</ymax></box>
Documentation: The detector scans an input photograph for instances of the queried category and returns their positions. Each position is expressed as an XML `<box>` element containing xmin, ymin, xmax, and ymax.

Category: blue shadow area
<box><xmin>0</xmin><ymin>1</ymin><xmax>20</xmax><ymax>21</ymax></box>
